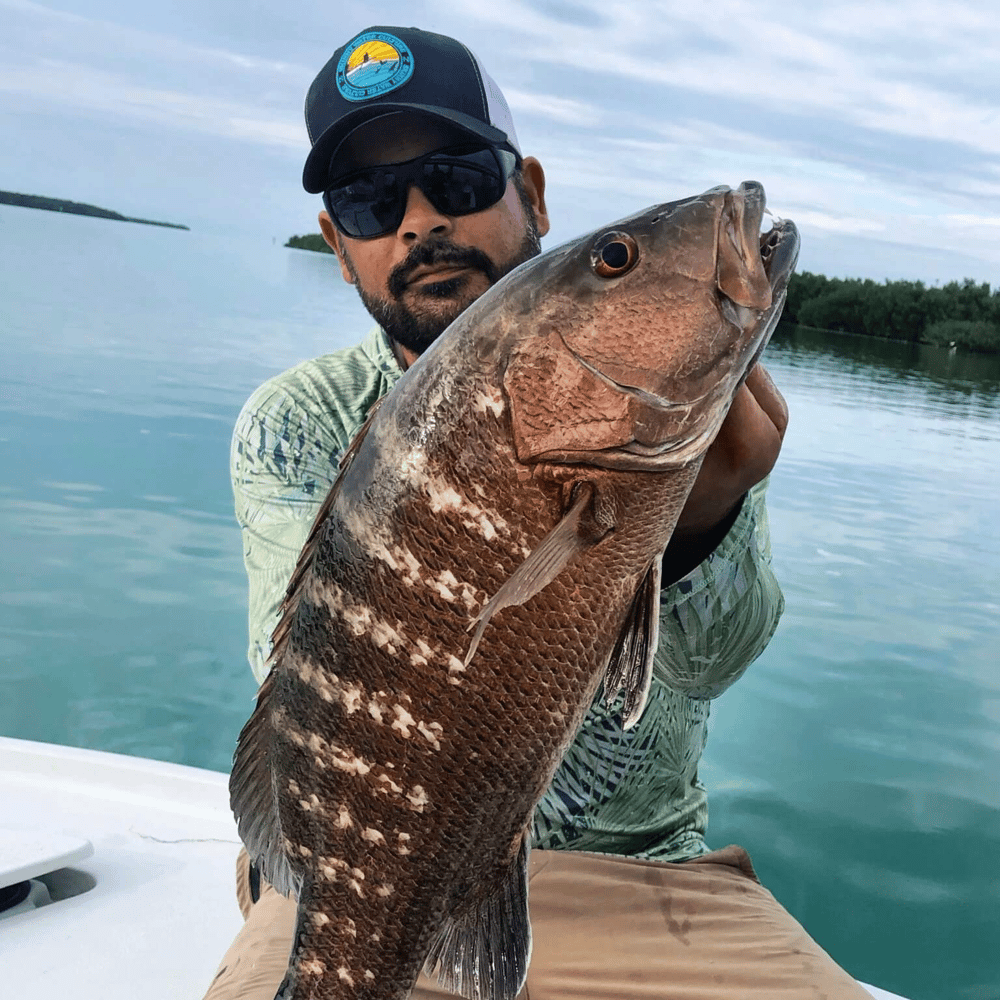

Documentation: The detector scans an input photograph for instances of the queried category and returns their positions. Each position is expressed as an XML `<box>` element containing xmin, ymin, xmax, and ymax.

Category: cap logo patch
<box><xmin>337</xmin><ymin>31</ymin><xmax>414</xmax><ymax>103</ymax></box>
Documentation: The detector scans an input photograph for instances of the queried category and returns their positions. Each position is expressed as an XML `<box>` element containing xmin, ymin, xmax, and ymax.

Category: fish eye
<box><xmin>591</xmin><ymin>232</ymin><xmax>640</xmax><ymax>278</ymax></box>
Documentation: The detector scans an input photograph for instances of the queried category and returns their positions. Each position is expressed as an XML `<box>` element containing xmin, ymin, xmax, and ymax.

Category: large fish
<box><xmin>230</xmin><ymin>181</ymin><xmax>799</xmax><ymax>1000</ymax></box>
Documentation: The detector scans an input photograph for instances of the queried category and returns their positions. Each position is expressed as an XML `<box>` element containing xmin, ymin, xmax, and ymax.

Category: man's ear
<box><xmin>519</xmin><ymin>157</ymin><xmax>550</xmax><ymax>238</ymax></box>
<box><xmin>319</xmin><ymin>211</ymin><xmax>355</xmax><ymax>284</ymax></box>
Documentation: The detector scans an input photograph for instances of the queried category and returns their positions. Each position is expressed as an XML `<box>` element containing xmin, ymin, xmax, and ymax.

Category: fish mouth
<box><xmin>535</xmin><ymin>185</ymin><xmax>800</xmax><ymax>473</ymax></box>
<box><xmin>614</xmin><ymin>213</ymin><xmax>800</xmax><ymax>468</ymax></box>
<box><xmin>758</xmin><ymin>216</ymin><xmax>800</xmax><ymax>292</ymax></box>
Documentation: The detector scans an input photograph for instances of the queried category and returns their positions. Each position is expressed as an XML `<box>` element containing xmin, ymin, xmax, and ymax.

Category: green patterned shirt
<box><xmin>231</xmin><ymin>326</ymin><xmax>783</xmax><ymax>862</ymax></box>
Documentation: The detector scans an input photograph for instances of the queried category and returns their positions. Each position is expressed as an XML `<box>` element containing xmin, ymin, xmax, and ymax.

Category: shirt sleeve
<box><xmin>653</xmin><ymin>476</ymin><xmax>783</xmax><ymax>699</ymax></box>
<box><xmin>230</xmin><ymin>379</ymin><xmax>351</xmax><ymax>685</ymax></box>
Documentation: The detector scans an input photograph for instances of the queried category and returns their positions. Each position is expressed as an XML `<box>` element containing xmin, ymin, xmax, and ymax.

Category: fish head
<box><xmin>498</xmin><ymin>180</ymin><xmax>800</xmax><ymax>471</ymax></box>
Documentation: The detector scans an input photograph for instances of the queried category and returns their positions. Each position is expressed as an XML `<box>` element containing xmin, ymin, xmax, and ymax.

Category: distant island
<box><xmin>284</xmin><ymin>233</ymin><xmax>999</xmax><ymax>354</ymax></box>
<box><xmin>1</xmin><ymin>190</ymin><xmax>189</xmax><ymax>230</ymax></box>
<box><xmin>286</xmin><ymin>233</ymin><xmax>333</xmax><ymax>253</ymax></box>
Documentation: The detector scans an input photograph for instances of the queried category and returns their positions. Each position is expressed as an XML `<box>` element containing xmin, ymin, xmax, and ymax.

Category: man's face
<box><xmin>319</xmin><ymin>116</ymin><xmax>549</xmax><ymax>358</ymax></box>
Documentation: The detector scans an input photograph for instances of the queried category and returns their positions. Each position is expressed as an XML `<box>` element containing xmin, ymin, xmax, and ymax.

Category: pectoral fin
<box><xmin>603</xmin><ymin>554</ymin><xmax>662</xmax><ymax>729</ymax></box>
<box><xmin>464</xmin><ymin>482</ymin><xmax>610</xmax><ymax>667</ymax></box>
<box><xmin>423</xmin><ymin>832</ymin><xmax>532</xmax><ymax>1000</ymax></box>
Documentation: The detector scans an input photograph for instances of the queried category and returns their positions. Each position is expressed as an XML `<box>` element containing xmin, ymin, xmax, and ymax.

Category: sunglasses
<box><xmin>323</xmin><ymin>144</ymin><xmax>520</xmax><ymax>240</ymax></box>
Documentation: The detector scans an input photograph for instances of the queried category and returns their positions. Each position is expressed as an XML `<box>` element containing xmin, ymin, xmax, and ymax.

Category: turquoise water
<box><xmin>2</xmin><ymin>205</ymin><xmax>998</xmax><ymax>999</ymax></box>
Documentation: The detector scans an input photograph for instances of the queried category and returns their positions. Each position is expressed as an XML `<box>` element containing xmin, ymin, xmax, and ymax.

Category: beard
<box><xmin>342</xmin><ymin>204</ymin><xmax>542</xmax><ymax>357</ymax></box>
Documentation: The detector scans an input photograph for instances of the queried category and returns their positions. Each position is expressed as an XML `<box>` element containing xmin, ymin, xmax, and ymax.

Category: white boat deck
<box><xmin>0</xmin><ymin>736</ymin><xmax>908</xmax><ymax>999</ymax></box>
<box><xmin>1</xmin><ymin>737</ymin><xmax>243</xmax><ymax>999</ymax></box>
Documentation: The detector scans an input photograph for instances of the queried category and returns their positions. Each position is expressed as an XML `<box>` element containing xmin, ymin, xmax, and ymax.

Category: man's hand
<box><xmin>662</xmin><ymin>364</ymin><xmax>788</xmax><ymax>584</ymax></box>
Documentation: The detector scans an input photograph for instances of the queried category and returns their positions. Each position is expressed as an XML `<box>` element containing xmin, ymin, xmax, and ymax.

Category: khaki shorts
<box><xmin>203</xmin><ymin>845</ymin><xmax>871</xmax><ymax>999</ymax></box>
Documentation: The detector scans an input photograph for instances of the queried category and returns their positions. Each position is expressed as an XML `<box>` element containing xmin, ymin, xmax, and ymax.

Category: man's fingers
<box><xmin>675</xmin><ymin>362</ymin><xmax>788</xmax><ymax>540</ymax></box>
<box><xmin>743</xmin><ymin>363</ymin><xmax>789</xmax><ymax>440</ymax></box>
<box><xmin>719</xmin><ymin>382</ymin><xmax>783</xmax><ymax>485</ymax></box>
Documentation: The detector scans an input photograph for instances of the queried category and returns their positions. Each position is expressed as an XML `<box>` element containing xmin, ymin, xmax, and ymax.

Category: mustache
<box><xmin>387</xmin><ymin>241</ymin><xmax>500</xmax><ymax>298</ymax></box>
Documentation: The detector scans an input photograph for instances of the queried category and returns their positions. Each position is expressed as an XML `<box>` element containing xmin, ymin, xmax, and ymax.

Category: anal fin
<box><xmin>423</xmin><ymin>833</ymin><xmax>532</xmax><ymax>1000</ymax></box>
<box><xmin>603</xmin><ymin>553</ymin><xmax>662</xmax><ymax>729</ymax></box>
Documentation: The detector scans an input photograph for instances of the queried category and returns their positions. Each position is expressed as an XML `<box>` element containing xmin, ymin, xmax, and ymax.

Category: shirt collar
<box><xmin>360</xmin><ymin>326</ymin><xmax>405</xmax><ymax>386</ymax></box>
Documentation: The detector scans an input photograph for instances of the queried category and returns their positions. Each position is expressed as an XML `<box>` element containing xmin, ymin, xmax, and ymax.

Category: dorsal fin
<box><xmin>229</xmin><ymin>668</ymin><xmax>299</xmax><ymax>897</ymax></box>
<box><xmin>271</xmin><ymin>397</ymin><xmax>383</xmax><ymax>667</ymax></box>
<box><xmin>229</xmin><ymin>399</ymin><xmax>382</xmax><ymax>896</ymax></box>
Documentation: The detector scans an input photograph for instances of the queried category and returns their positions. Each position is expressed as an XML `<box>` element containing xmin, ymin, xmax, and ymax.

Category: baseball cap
<box><xmin>302</xmin><ymin>26</ymin><xmax>522</xmax><ymax>193</ymax></box>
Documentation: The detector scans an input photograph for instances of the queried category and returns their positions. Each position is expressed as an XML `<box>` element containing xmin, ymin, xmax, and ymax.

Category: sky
<box><xmin>2</xmin><ymin>0</ymin><xmax>999</xmax><ymax>285</ymax></box>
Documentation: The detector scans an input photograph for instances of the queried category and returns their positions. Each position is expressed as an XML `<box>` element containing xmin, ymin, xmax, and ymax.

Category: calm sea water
<box><xmin>2</xmin><ymin>205</ymin><xmax>998</xmax><ymax>1000</ymax></box>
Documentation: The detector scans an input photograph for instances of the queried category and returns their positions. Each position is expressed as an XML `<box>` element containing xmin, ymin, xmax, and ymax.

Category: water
<box><xmin>2</xmin><ymin>206</ymin><xmax>998</xmax><ymax>999</ymax></box>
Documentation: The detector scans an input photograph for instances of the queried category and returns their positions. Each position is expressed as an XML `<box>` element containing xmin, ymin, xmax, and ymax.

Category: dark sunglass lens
<box><xmin>327</xmin><ymin>169</ymin><xmax>403</xmax><ymax>238</ymax></box>
<box><xmin>421</xmin><ymin>149</ymin><xmax>506</xmax><ymax>216</ymax></box>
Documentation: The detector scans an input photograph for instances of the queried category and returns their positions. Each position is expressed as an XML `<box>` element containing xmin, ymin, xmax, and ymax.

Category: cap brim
<box><xmin>302</xmin><ymin>103</ymin><xmax>514</xmax><ymax>193</ymax></box>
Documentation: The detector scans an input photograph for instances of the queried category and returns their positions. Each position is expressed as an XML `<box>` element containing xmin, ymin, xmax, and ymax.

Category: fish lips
<box><xmin>534</xmin><ymin>184</ymin><xmax>800</xmax><ymax>471</ymax></box>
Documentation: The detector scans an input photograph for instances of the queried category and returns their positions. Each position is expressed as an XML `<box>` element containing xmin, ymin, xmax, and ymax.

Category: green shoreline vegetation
<box><xmin>1</xmin><ymin>190</ymin><xmax>189</xmax><ymax>230</ymax></box>
<box><xmin>783</xmin><ymin>271</ymin><xmax>1000</xmax><ymax>354</ymax></box>
<box><xmin>286</xmin><ymin>233</ymin><xmax>333</xmax><ymax>253</ymax></box>
<box><xmin>285</xmin><ymin>233</ymin><xmax>1000</xmax><ymax>355</ymax></box>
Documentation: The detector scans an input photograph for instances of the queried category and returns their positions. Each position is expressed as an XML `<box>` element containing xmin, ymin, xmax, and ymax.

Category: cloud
<box><xmin>0</xmin><ymin>1</ymin><xmax>313</xmax><ymax>151</ymax></box>
<box><xmin>504</xmin><ymin>87</ymin><xmax>602</xmax><ymax>127</ymax></box>
<box><xmin>945</xmin><ymin>214</ymin><xmax>1000</xmax><ymax>228</ymax></box>
<box><xmin>786</xmin><ymin>210</ymin><xmax>885</xmax><ymax>236</ymax></box>
<box><xmin>0</xmin><ymin>59</ymin><xmax>305</xmax><ymax>148</ymax></box>
<box><xmin>454</xmin><ymin>0</ymin><xmax>1000</xmax><ymax>158</ymax></box>
<box><xmin>0</xmin><ymin>0</ymin><xmax>303</xmax><ymax>76</ymax></box>
<box><xmin>3</xmin><ymin>0</ymin><xmax>998</xmax><ymax>281</ymax></box>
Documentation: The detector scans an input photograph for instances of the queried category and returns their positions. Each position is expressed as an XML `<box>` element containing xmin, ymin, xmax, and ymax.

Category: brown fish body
<box><xmin>230</xmin><ymin>182</ymin><xmax>800</xmax><ymax>1000</ymax></box>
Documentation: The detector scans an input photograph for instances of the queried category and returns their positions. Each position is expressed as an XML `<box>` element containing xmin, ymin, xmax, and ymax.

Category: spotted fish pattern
<box><xmin>233</xmin><ymin>334</ymin><xmax>781</xmax><ymax>863</ymax></box>
<box><xmin>229</xmin><ymin>184</ymin><xmax>799</xmax><ymax>1000</ymax></box>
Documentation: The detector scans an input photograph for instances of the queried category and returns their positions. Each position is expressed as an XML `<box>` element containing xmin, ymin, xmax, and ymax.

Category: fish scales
<box><xmin>231</xmin><ymin>181</ymin><xmax>800</xmax><ymax>1000</ymax></box>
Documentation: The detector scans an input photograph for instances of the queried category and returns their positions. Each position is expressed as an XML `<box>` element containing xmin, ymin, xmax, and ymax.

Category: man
<box><xmin>206</xmin><ymin>25</ymin><xmax>871</xmax><ymax>1000</ymax></box>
